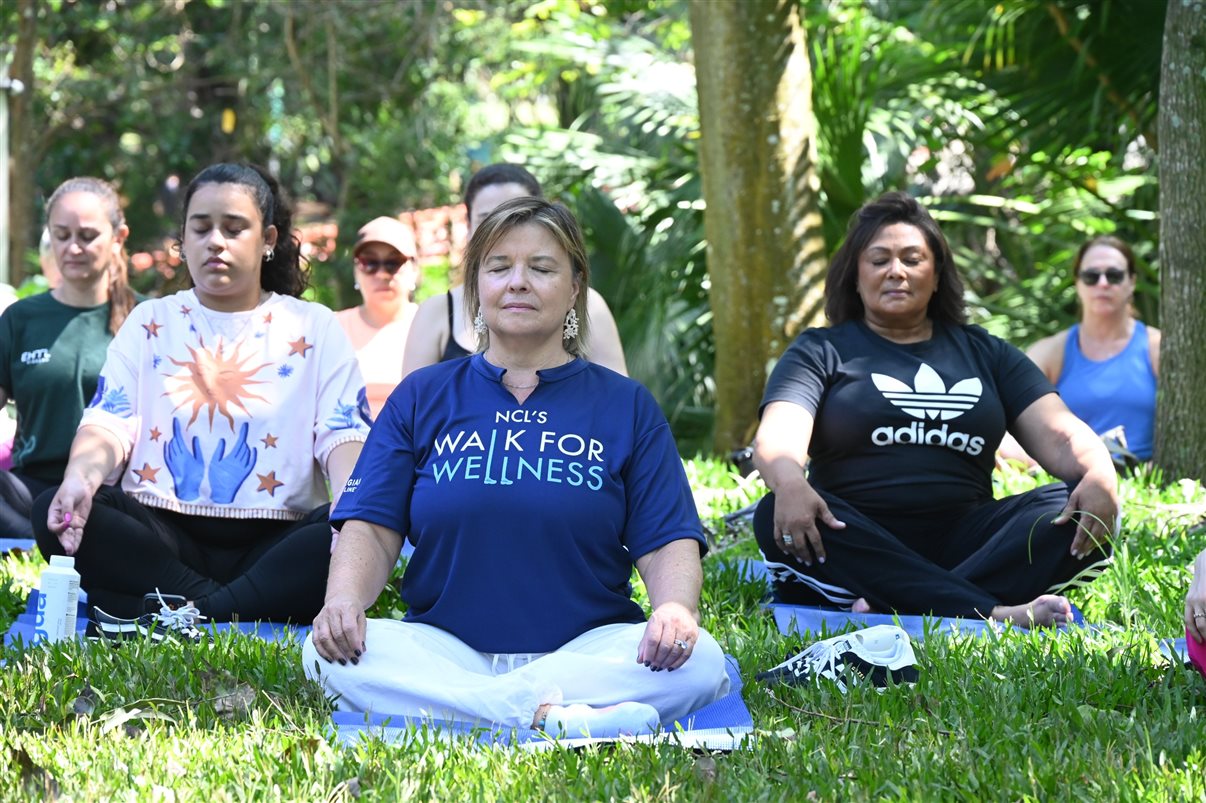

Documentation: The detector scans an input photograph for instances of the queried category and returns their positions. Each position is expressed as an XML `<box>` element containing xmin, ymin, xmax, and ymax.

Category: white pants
<box><xmin>302</xmin><ymin>619</ymin><xmax>731</xmax><ymax>729</ymax></box>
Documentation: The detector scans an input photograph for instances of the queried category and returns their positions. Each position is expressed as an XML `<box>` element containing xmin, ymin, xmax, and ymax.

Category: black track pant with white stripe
<box><xmin>754</xmin><ymin>482</ymin><xmax>1111</xmax><ymax>619</ymax></box>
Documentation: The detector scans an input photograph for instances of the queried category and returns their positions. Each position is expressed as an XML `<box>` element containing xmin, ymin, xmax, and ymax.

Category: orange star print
<box><xmin>288</xmin><ymin>336</ymin><xmax>314</xmax><ymax>357</ymax></box>
<box><xmin>256</xmin><ymin>471</ymin><xmax>284</xmax><ymax>496</ymax></box>
<box><xmin>133</xmin><ymin>463</ymin><xmax>160</xmax><ymax>483</ymax></box>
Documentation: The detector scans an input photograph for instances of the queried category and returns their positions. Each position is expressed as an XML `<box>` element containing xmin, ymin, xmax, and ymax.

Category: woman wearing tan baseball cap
<box><xmin>336</xmin><ymin>216</ymin><xmax>420</xmax><ymax>418</ymax></box>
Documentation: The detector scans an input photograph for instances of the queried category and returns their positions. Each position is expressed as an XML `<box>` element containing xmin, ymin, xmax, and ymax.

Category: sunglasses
<box><xmin>355</xmin><ymin>256</ymin><xmax>413</xmax><ymax>276</ymax></box>
<box><xmin>1078</xmin><ymin>268</ymin><xmax>1127</xmax><ymax>286</ymax></box>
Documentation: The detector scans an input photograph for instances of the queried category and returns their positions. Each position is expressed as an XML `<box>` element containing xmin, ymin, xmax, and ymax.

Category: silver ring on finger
<box><xmin>781</xmin><ymin>532</ymin><xmax>794</xmax><ymax>545</ymax></box>
<box><xmin>1195</xmin><ymin>613</ymin><xmax>1206</xmax><ymax>620</ymax></box>
<box><xmin>673</xmin><ymin>638</ymin><xmax>690</xmax><ymax>650</ymax></box>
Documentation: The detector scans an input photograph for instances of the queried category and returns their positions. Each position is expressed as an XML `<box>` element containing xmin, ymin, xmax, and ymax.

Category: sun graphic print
<box><xmin>163</xmin><ymin>338</ymin><xmax>272</xmax><ymax>429</ymax></box>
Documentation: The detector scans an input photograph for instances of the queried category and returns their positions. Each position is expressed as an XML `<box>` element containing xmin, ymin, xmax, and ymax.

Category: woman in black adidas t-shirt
<box><xmin>753</xmin><ymin>192</ymin><xmax>1118</xmax><ymax>628</ymax></box>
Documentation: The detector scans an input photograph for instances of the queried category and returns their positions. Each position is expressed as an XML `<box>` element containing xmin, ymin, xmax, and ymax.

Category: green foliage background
<box><xmin>2</xmin><ymin>0</ymin><xmax>1166</xmax><ymax>453</ymax></box>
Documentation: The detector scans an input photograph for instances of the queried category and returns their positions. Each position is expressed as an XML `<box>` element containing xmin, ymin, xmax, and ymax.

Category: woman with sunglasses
<box><xmin>1024</xmin><ymin>236</ymin><xmax>1160</xmax><ymax>461</ymax></box>
<box><xmin>337</xmin><ymin>217</ymin><xmax>421</xmax><ymax>419</ymax></box>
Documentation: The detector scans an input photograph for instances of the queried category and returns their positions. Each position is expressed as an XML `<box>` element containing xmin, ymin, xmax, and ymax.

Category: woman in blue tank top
<box><xmin>1024</xmin><ymin>237</ymin><xmax>1160</xmax><ymax>461</ymax></box>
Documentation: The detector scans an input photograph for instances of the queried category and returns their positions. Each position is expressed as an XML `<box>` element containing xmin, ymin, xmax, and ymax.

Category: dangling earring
<box><xmin>263</xmin><ymin>247</ymin><xmax>275</xmax><ymax>261</ymax></box>
<box><xmin>473</xmin><ymin>308</ymin><xmax>487</xmax><ymax>334</ymax></box>
<box><xmin>563</xmin><ymin>308</ymin><xmax>579</xmax><ymax>341</ymax></box>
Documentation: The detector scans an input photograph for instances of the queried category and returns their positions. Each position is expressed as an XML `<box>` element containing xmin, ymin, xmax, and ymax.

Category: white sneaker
<box><xmin>757</xmin><ymin>624</ymin><xmax>918</xmax><ymax>692</ymax></box>
<box><xmin>92</xmin><ymin>589</ymin><xmax>208</xmax><ymax>644</ymax></box>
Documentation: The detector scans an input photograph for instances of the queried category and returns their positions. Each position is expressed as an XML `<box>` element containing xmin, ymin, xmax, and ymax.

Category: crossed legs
<box><xmin>755</xmin><ymin>483</ymin><xmax>1111</xmax><ymax>626</ymax></box>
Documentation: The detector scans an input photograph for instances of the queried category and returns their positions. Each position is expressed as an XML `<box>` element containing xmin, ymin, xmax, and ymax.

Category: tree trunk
<box><xmin>1155</xmin><ymin>0</ymin><xmax>1206</xmax><ymax>479</ymax></box>
<box><xmin>688</xmin><ymin>0</ymin><xmax>827</xmax><ymax>454</ymax></box>
<box><xmin>6</xmin><ymin>0</ymin><xmax>38</xmax><ymax>286</ymax></box>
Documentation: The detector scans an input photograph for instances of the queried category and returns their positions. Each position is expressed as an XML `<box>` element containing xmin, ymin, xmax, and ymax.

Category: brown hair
<box><xmin>180</xmin><ymin>163</ymin><xmax>309</xmax><ymax>297</ymax></box>
<box><xmin>461</xmin><ymin>197</ymin><xmax>590</xmax><ymax>356</ymax></box>
<box><xmin>1072</xmin><ymin>235</ymin><xmax>1136</xmax><ymax>278</ymax></box>
<box><xmin>824</xmin><ymin>191</ymin><xmax>966</xmax><ymax>326</ymax></box>
<box><xmin>465</xmin><ymin>164</ymin><xmax>543</xmax><ymax>220</ymax></box>
<box><xmin>45</xmin><ymin>177</ymin><xmax>136</xmax><ymax>335</ymax></box>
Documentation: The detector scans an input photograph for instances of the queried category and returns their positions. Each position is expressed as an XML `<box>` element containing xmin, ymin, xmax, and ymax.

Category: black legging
<box><xmin>0</xmin><ymin>471</ymin><xmax>53</xmax><ymax>539</ymax></box>
<box><xmin>32</xmin><ymin>485</ymin><xmax>330</xmax><ymax>622</ymax></box>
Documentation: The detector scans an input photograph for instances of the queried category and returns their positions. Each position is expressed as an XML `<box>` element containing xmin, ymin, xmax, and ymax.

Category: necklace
<box><xmin>488</xmin><ymin>349</ymin><xmax>572</xmax><ymax>392</ymax></box>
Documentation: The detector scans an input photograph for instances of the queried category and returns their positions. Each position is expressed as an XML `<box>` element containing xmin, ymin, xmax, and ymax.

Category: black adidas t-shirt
<box><xmin>762</xmin><ymin>320</ymin><xmax>1054</xmax><ymax>518</ymax></box>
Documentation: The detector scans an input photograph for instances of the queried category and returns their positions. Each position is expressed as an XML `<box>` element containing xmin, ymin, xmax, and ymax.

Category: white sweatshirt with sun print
<box><xmin>79</xmin><ymin>289</ymin><xmax>371</xmax><ymax>520</ymax></box>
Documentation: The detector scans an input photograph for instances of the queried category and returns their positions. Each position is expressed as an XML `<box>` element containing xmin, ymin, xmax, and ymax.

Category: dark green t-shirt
<box><xmin>0</xmin><ymin>293</ymin><xmax>116</xmax><ymax>482</ymax></box>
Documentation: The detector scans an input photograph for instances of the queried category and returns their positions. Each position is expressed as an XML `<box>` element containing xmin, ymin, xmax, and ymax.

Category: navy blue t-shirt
<box><xmin>333</xmin><ymin>353</ymin><xmax>705</xmax><ymax>653</ymax></box>
<box><xmin>762</xmin><ymin>320</ymin><xmax>1054</xmax><ymax>518</ymax></box>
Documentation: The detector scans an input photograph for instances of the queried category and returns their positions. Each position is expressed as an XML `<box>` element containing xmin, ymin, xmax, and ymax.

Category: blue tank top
<box><xmin>1056</xmin><ymin>321</ymin><xmax>1156</xmax><ymax>460</ymax></box>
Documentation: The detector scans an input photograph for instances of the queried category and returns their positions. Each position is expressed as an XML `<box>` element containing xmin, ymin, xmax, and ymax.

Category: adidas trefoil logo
<box><xmin>870</xmin><ymin>363</ymin><xmax>986</xmax><ymax>456</ymax></box>
<box><xmin>871</xmin><ymin>363</ymin><xmax>982</xmax><ymax>421</ymax></box>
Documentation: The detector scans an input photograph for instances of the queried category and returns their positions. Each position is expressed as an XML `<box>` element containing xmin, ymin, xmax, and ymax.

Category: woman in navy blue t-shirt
<box><xmin>305</xmin><ymin>198</ymin><xmax>728</xmax><ymax>738</ymax></box>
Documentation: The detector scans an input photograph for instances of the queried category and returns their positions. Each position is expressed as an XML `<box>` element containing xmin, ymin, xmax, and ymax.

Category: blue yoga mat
<box><xmin>4</xmin><ymin>590</ymin><xmax>309</xmax><ymax>647</ymax></box>
<box><xmin>331</xmin><ymin>654</ymin><xmax>753</xmax><ymax>751</ymax></box>
<box><xmin>0</xmin><ymin>538</ymin><xmax>35</xmax><ymax>554</ymax></box>
<box><xmin>732</xmin><ymin>558</ymin><xmax>1086</xmax><ymax>639</ymax></box>
<box><xmin>1158</xmin><ymin>638</ymin><xmax>1190</xmax><ymax>666</ymax></box>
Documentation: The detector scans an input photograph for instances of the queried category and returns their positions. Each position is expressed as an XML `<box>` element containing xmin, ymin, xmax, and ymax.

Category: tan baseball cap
<box><xmin>353</xmin><ymin>216</ymin><xmax>417</xmax><ymax>260</ymax></box>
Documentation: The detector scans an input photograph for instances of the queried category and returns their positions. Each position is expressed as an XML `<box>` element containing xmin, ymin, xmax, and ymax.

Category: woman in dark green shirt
<box><xmin>0</xmin><ymin>177</ymin><xmax>137</xmax><ymax>537</ymax></box>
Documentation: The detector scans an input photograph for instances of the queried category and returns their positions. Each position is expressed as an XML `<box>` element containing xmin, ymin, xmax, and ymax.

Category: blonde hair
<box><xmin>461</xmin><ymin>197</ymin><xmax>591</xmax><ymax>356</ymax></box>
<box><xmin>45</xmin><ymin>177</ymin><xmax>135</xmax><ymax>335</ymax></box>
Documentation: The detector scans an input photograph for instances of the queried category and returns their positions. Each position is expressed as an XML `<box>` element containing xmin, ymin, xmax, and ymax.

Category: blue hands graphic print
<box><xmin>208</xmin><ymin>422</ymin><xmax>258</xmax><ymax>503</ymax></box>
<box><xmin>87</xmin><ymin>375</ymin><xmax>106</xmax><ymax>408</ymax></box>
<box><xmin>326</xmin><ymin>401</ymin><xmax>361</xmax><ymax>431</ymax></box>
<box><xmin>163</xmin><ymin>418</ymin><xmax>204</xmax><ymax>501</ymax></box>
<box><xmin>356</xmin><ymin>386</ymin><xmax>373</xmax><ymax>426</ymax></box>
<box><xmin>88</xmin><ymin>374</ymin><xmax>134</xmax><ymax>416</ymax></box>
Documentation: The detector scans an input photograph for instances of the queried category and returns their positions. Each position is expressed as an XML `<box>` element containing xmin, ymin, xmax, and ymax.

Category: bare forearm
<box><xmin>751</xmin><ymin>401</ymin><xmax>812</xmax><ymax>496</ymax></box>
<box><xmin>1015</xmin><ymin>399</ymin><xmax>1114</xmax><ymax>485</ymax></box>
<box><xmin>636</xmin><ymin>539</ymin><xmax>703</xmax><ymax>619</ymax></box>
<box><xmin>63</xmin><ymin>425</ymin><xmax>125</xmax><ymax>492</ymax></box>
<box><xmin>754</xmin><ymin>449</ymin><xmax>811</xmax><ymax>497</ymax></box>
<box><xmin>326</xmin><ymin>519</ymin><xmax>402</xmax><ymax>608</ymax></box>
<box><xmin>1035</xmin><ymin>420</ymin><xmax>1113</xmax><ymax>485</ymax></box>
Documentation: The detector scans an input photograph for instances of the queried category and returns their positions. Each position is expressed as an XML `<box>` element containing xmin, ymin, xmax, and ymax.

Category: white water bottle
<box><xmin>36</xmin><ymin>555</ymin><xmax>81</xmax><ymax>643</ymax></box>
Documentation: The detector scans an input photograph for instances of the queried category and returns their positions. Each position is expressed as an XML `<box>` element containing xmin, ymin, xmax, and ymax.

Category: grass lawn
<box><xmin>1</xmin><ymin>460</ymin><xmax>1203</xmax><ymax>801</ymax></box>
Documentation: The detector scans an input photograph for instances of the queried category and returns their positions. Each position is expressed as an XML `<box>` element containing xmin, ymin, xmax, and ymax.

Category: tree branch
<box><xmin>282</xmin><ymin>6</ymin><xmax>340</xmax><ymax>151</ymax></box>
<box><xmin>1044</xmin><ymin>2</ymin><xmax>1159</xmax><ymax>150</ymax></box>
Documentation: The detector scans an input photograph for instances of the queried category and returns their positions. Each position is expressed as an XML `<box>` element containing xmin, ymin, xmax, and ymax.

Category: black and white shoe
<box><xmin>92</xmin><ymin>589</ymin><xmax>208</xmax><ymax>644</ymax></box>
<box><xmin>757</xmin><ymin>624</ymin><xmax>918</xmax><ymax>692</ymax></box>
